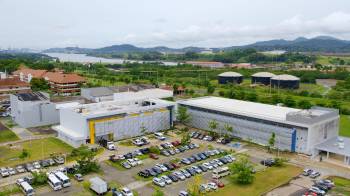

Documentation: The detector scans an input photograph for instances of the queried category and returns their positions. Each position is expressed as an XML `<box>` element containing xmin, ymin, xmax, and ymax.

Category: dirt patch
<box><xmin>28</xmin><ymin>126</ymin><xmax>57</xmax><ymax>135</ymax></box>
<box><xmin>316</xmin><ymin>79</ymin><xmax>338</xmax><ymax>87</ymax></box>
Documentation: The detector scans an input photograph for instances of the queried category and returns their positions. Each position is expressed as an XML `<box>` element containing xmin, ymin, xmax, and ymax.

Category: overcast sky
<box><xmin>1</xmin><ymin>0</ymin><xmax>350</xmax><ymax>49</ymax></box>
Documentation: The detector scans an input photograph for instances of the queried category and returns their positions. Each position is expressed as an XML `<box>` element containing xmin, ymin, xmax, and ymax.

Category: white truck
<box><xmin>89</xmin><ymin>177</ymin><xmax>108</xmax><ymax>195</ymax></box>
<box><xmin>99</xmin><ymin>139</ymin><xmax>116</xmax><ymax>151</ymax></box>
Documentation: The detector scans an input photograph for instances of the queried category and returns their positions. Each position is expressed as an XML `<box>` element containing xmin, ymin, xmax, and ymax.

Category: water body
<box><xmin>45</xmin><ymin>53</ymin><xmax>178</xmax><ymax>66</ymax></box>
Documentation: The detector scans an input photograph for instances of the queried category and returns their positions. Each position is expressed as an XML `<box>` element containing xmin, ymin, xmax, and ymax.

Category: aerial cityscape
<box><xmin>0</xmin><ymin>0</ymin><xmax>350</xmax><ymax>195</ymax></box>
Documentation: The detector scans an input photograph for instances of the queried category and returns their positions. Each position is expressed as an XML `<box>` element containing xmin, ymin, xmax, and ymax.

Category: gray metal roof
<box><xmin>252</xmin><ymin>72</ymin><xmax>276</xmax><ymax>78</ymax></box>
<box><xmin>314</xmin><ymin>136</ymin><xmax>350</xmax><ymax>157</ymax></box>
<box><xmin>83</xmin><ymin>84</ymin><xmax>155</xmax><ymax>98</ymax></box>
<box><xmin>271</xmin><ymin>74</ymin><xmax>300</xmax><ymax>81</ymax></box>
<box><xmin>218</xmin><ymin>72</ymin><xmax>242</xmax><ymax>77</ymax></box>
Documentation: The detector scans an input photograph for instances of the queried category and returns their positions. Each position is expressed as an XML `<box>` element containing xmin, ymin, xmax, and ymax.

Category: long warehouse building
<box><xmin>178</xmin><ymin>96</ymin><xmax>339</xmax><ymax>155</ymax></box>
<box><xmin>54</xmin><ymin>98</ymin><xmax>175</xmax><ymax>147</ymax></box>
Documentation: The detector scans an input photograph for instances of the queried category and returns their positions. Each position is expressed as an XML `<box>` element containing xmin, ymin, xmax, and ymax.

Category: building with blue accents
<box><xmin>178</xmin><ymin>97</ymin><xmax>339</xmax><ymax>155</ymax></box>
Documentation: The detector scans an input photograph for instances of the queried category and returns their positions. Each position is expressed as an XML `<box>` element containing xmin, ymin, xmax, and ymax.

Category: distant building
<box><xmin>251</xmin><ymin>72</ymin><xmax>276</xmax><ymax>85</ymax></box>
<box><xmin>81</xmin><ymin>84</ymin><xmax>155</xmax><ymax>102</ymax></box>
<box><xmin>227</xmin><ymin>63</ymin><xmax>254</xmax><ymax>69</ymax></box>
<box><xmin>0</xmin><ymin>78</ymin><xmax>31</xmax><ymax>97</ymax></box>
<box><xmin>13</xmin><ymin>68</ymin><xmax>85</xmax><ymax>96</ymax></box>
<box><xmin>186</xmin><ymin>61</ymin><xmax>224</xmax><ymax>68</ymax></box>
<box><xmin>43</xmin><ymin>71</ymin><xmax>85</xmax><ymax>96</ymax></box>
<box><xmin>218</xmin><ymin>72</ymin><xmax>243</xmax><ymax>84</ymax></box>
<box><xmin>271</xmin><ymin>74</ymin><xmax>300</xmax><ymax>89</ymax></box>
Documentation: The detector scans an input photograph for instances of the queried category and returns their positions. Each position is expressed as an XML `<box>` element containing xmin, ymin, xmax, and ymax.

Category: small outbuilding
<box><xmin>271</xmin><ymin>74</ymin><xmax>300</xmax><ymax>89</ymax></box>
<box><xmin>251</xmin><ymin>72</ymin><xmax>276</xmax><ymax>85</ymax></box>
<box><xmin>218</xmin><ymin>72</ymin><xmax>243</xmax><ymax>84</ymax></box>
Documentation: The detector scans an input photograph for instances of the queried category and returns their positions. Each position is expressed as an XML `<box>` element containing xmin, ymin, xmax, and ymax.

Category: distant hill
<box><xmin>225</xmin><ymin>36</ymin><xmax>350</xmax><ymax>53</ymax></box>
<box><xmin>42</xmin><ymin>35</ymin><xmax>350</xmax><ymax>54</ymax></box>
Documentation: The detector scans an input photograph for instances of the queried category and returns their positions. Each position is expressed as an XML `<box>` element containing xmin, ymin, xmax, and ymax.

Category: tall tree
<box><xmin>229</xmin><ymin>156</ymin><xmax>255</xmax><ymax>184</ymax></box>
<box><xmin>268</xmin><ymin>132</ymin><xmax>276</xmax><ymax>152</ymax></box>
<box><xmin>176</xmin><ymin>106</ymin><xmax>191</xmax><ymax>124</ymax></box>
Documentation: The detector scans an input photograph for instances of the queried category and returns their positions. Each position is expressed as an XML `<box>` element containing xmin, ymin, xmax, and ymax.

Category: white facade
<box><xmin>178</xmin><ymin>97</ymin><xmax>339</xmax><ymax>155</ymax></box>
<box><xmin>54</xmin><ymin>98</ymin><xmax>175</xmax><ymax>147</ymax></box>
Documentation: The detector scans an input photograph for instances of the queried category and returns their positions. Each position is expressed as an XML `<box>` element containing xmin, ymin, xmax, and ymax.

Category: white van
<box><xmin>17</xmin><ymin>179</ymin><xmax>35</xmax><ymax>196</ymax></box>
<box><xmin>48</xmin><ymin>174</ymin><xmax>62</xmax><ymax>191</ymax></box>
<box><xmin>54</xmin><ymin>171</ymin><xmax>71</xmax><ymax>188</ymax></box>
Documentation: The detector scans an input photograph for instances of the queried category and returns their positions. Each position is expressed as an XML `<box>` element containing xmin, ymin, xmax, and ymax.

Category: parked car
<box><xmin>7</xmin><ymin>167</ymin><xmax>16</xmax><ymax>175</ymax></box>
<box><xmin>185</xmin><ymin>168</ymin><xmax>196</xmax><ymax>176</ymax></box>
<box><xmin>155</xmin><ymin>164</ymin><xmax>168</xmax><ymax>172</ymax></box>
<box><xmin>303</xmin><ymin>169</ymin><xmax>313</xmax><ymax>176</ymax></box>
<box><xmin>180</xmin><ymin>169</ymin><xmax>191</xmax><ymax>178</ymax></box>
<box><xmin>74</xmin><ymin>173</ymin><xmax>84</xmax><ymax>181</ymax></box>
<box><xmin>121</xmin><ymin>162</ymin><xmax>131</xmax><ymax>169</ymax></box>
<box><xmin>260</xmin><ymin>158</ymin><xmax>275</xmax><ymax>167</ymax></box>
<box><xmin>133</xmin><ymin>158</ymin><xmax>143</xmax><ymax>165</ymax></box>
<box><xmin>112</xmin><ymin>188</ymin><xmax>123</xmax><ymax>196</ymax></box>
<box><xmin>16</xmin><ymin>165</ymin><xmax>26</xmax><ymax>173</ymax></box>
<box><xmin>200</xmin><ymin>184</ymin><xmax>210</xmax><ymax>192</ymax></box>
<box><xmin>153</xmin><ymin>177</ymin><xmax>166</xmax><ymax>187</ymax></box>
<box><xmin>137</xmin><ymin>170</ymin><xmax>150</xmax><ymax>178</ymax></box>
<box><xmin>198</xmin><ymin>165</ymin><xmax>208</xmax><ymax>172</ymax></box>
<box><xmin>212</xmin><ymin>179</ymin><xmax>225</xmax><ymax>188</ymax></box>
<box><xmin>160</xmin><ymin>175</ymin><xmax>172</xmax><ymax>184</ymax></box>
<box><xmin>207</xmin><ymin>182</ymin><xmax>218</xmax><ymax>190</ymax></box>
<box><xmin>23</xmin><ymin>176</ymin><xmax>34</xmax><ymax>185</ymax></box>
<box><xmin>25</xmin><ymin>163</ymin><xmax>34</xmax><ymax>172</ymax></box>
<box><xmin>203</xmin><ymin>162</ymin><xmax>213</xmax><ymax>170</ymax></box>
<box><xmin>163</xmin><ymin>163</ymin><xmax>174</xmax><ymax>170</ymax></box>
<box><xmin>145</xmin><ymin>169</ymin><xmax>157</xmax><ymax>177</ymax></box>
<box><xmin>168</xmin><ymin>149</ymin><xmax>175</xmax><ymax>155</ymax></box>
<box><xmin>170</xmin><ymin>162</ymin><xmax>180</xmax><ymax>169</ymax></box>
<box><xmin>167</xmin><ymin>174</ymin><xmax>179</xmax><ymax>182</ymax></box>
<box><xmin>140</xmin><ymin>148</ymin><xmax>150</xmax><ymax>154</ymax></box>
<box><xmin>310</xmin><ymin>171</ymin><xmax>321</xmax><ymax>179</ymax></box>
<box><xmin>40</xmin><ymin>160</ymin><xmax>50</xmax><ymax>167</ymax></box>
<box><xmin>152</xmin><ymin>167</ymin><xmax>162</xmax><ymax>175</ymax></box>
<box><xmin>161</xmin><ymin>150</ymin><xmax>170</xmax><ymax>157</ymax></box>
<box><xmin>127</xmin><ymin>159</ymin><xmax>137</xmax><ymax>167</ymax></box>
<box><xmin>171</xmin><ymin>141</ymin><xmax>181</xmax><ymax>146</ymax></box>
<box><xmin>191</xmin><ymin>166</ymin><xmax>202</xmax><ymax>174</ymax></box>
<box><xmin>309</xmin><ymin>186</ymin><xmax>325</xmax><ymax>195</ymax></box>
<box><xmin>181</xmin><ymin>158</ymin><xmax>191</xmax><ymax>165</ymax></box>
<box><xmin>120</xmin><ymin>187</ymin><xmax>134</xmax><ymax>196</ymax></box>
<box><xmin>0</xmin><ymin>168</ymin><xmax>9</xmax><ymax>177</ymax></box>
<box><xmin>302</xmin><ymin>190</ymin><xmax>317</xmax><ymax>196</ymax></box>
<box><xmin>149</xmin><ymin>153</ymin><xmax>159</xmax><ymax>160</ymax></box>
<box><xmin>124</xmin><ymin>153</ymin><xmax>133</xmax><ymax>159</ymax></box>
<box><xmin>154</xmin><ymin>132</ymin><xmax>166</xmax><ymax>141</ymax></box>
<box><xmin>54</xmin><ymin>156</ymin><xmax>65</xmax><ymax>164</ymax></box>
<box><xmin>32</xmin><ymin>161</ymin><xmax>41</xmax><ymax>169</ymax></box>
<box><xmin>179</xmin><ymin>190</ymin><xmax>189</xmax><ymax>196</ymax></box>
<box><xmin>132</xmin><ymin>139</ymin><xmax>145</xmax><ymax>147</ymax></box>
<box><xmin>173</xmin><ymin>171</ymin><xmax>186</xmax><ymax>180</ymax></box>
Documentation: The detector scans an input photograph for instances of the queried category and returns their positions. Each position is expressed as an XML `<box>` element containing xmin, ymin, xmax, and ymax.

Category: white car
<box><xmin>173</xmin><ymin>171</ymin><xmax>186</xmax><ymax>180</ymax></box>
<box><xmin>154</xmin><ymin>132</ymin><xmax>166</xmax><ymax>141</ymax></box>
<box><xmin>33</xmin><ymin>162</ymin><xmax>41</xmax><ymax>169</ymax></box>
<box><xmin>203</xmin><ymin>163</ymin><xmax>213</xmax><ymax>170</ymax></box>
<box><xmin>156</xmin><ymin>164</ymin><xmax>168</xmax><ymax>172</ymax></box>
<box><xmin>309</xmin><ymin>186</ymin><xmax>325</xmax><ymax>195</ymax></box>
<box><xmin>160</xmin><ymin>175</ymin><xmax>172</xmax><ymax>184</ymax></box>
<box><xmin>133</xmin><ymin>158</ymin><xmax>143</xmax><ymax>165</ymax></box>
<box><xmin>153</xmin><ymin>177</ymin><xmax>166</xmax><ymax>187</ymax></box>
<box><xmin>127</xmin><ymin>159</ymin><xmax>137</xmax><ymax>167</ymax></box>
<box><xmin>207</xmin><ymin>182</ymin><xmax>218</xmax><ymax>190</ymax></box>
<box><xmin>121</xmin><ymin>187</ymin><xmax>133</xmax><ymax>196</ymax></box>
<box><xmin>209</xmin><ymin>160</ymin><xmax>219</xmax><ymax>168</ymax></box>
<box><xmin>191</xmin><ymin>166</ymin><xmax>202</xmax><ymax>174</ymax></box>
<box><xmin>7</xmin><ymin>167</ymin><xmax>16</xmax><ymax>175</ymax></box>
<box><xmin>0</xmin><ymin>168</ymin><xmax>9</xmax><ymax>177</ymax></box>
<box><xmin>213</xmin><ymin>159</ymin><xmax>223</xmax><ymax>166</ymax></box>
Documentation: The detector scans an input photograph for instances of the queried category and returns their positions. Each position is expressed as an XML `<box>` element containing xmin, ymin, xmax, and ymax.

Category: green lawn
<box><xmin>340</xmin><ymin>115</ymin><xmax>350</xmax><ymax>137</ymax></box>
<box><xmin>209</xmin><ymin>164</ymin><xmax>302</xmax><ymax>196</ymax></box>
<box><xmin>0</xmin><ymin>130</ymin><xmax>19</xmax><ymax>143</ymax></box>
<box><xmin>0</xmin><ymin>137</ymin><xmax>73</xmax><ymax>167</ymax></box>
<box><xmin>328</xmin><ymin>176</ymin><xmax>350</xmax><ymax>195</ymax></box>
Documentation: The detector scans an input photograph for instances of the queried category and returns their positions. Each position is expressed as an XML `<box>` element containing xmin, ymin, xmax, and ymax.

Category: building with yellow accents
<box><xmin>53</xmin><ymin>98</ymin><xmax>175</xmax><ymax>147</ymax></box>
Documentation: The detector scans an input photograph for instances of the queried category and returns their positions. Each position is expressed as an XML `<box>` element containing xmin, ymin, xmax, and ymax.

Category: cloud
<box><xmin>115</xmin><ymin>12</ymin><xmax>350</xmax><ymax>47</ymax></box>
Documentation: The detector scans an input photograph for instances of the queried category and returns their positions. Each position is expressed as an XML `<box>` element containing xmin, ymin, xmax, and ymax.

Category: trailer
<box><xmin>89</xmin><ymin>177</ymin><xmax>108</xmax><ymax>195</ymax></box>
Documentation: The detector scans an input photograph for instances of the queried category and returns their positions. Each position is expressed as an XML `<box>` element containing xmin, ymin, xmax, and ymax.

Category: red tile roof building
<box><xmin>0</xmin><ymin>77</ymin><xmax>31</xmax><ymax>97</ymax></box>
<box><xmin>13</xmin><ymin>68</ymin><xmax>85</xmax><ymax>96</ymax></box>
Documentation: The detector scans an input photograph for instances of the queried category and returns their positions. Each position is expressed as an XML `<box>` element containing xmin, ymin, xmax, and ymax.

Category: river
<box><xmin>44</xmin><ymin>53</ymin><xmax>178</xmax><ymax>66</ymax></box>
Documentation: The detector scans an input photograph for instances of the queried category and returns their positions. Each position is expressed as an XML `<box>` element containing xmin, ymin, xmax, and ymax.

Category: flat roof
<box><xmin>16</xmin><ymin>92</ymin><xmax>48</xmax><ymax>101</ymax></box>
<box><xmin>315</xmin><ymin>137</ymin><xmax>350</xmax><ymax>157</ymax></box>
<box><xmin>179</xmin><ymin>96</ymin><xmax>299</xmax><ymax>122</ymax></box>
<box><xmin>68</xmin><ymin>98</ymin><xmax>175</xmax><ymax>119</ymax></box>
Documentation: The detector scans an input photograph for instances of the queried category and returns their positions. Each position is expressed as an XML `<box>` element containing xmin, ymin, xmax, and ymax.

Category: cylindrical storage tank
<box><xmin>251</xmin><ymin>72</ymin><xmax>276</xmax><ymax>85</ymax></box>
<box><xmin>218</xmin><ymin>72</ymin><xmax>243</xmax><ymax>84</ymax></box>
<box><xmin>271</xmin><ymin>74</ymin><xmax>300</xmax><ymax>89</ymax></box>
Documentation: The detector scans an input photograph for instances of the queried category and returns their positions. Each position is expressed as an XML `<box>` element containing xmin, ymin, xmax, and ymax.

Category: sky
<box><xmin>1</xmin><ymin>0</ymin><xmax>350</xmax><ymax>49</ymax></box>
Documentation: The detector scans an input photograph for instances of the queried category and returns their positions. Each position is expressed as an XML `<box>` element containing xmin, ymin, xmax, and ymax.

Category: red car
<box><xmin>171</xmin><ymin>140</ymin><xmax>181</xmax><ymax>146</ymax></box>
<box><xmin>303</xmin><ymin>191</ymin><xmax>317</xmax><ymax>196</ymax></box>
<box><xmin>212</xmin><ymin>180</ymin><xmax>224</xmax><ymax>188</ymax></box>
<box><xmin>171</xmin><ymin>162</ymin><xmax>180</xmax><ymax>169</ymax></box>
<box><xmin>149</xmin><ymin>153</ymin><xmax>159</xmax><ymax>160</ymax></box>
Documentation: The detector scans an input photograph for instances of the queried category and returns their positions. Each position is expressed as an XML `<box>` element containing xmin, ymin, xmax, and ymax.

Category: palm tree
<box><xmin>224</xmin><ymin>123</ymin><xmax>233</xmax><ymax>137</ymax></box>
<box><xmin>208</xmin><ymin>120</ymin><xmax>219</xmax><ymax>137</ymax></box>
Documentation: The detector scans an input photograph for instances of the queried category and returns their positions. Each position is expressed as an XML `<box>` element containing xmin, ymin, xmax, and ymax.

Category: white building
<box><xmin>54</xmin><ymin>98</ymin><xmax>175</xmax><ymax>147</ymax></box>
<box><xmin>178</xmin><ymin>96</ymin><xmax>339</xmax><ymax>155</ymax></box>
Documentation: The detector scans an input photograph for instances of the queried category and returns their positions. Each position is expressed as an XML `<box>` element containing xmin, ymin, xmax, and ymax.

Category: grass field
<box><xmin>329</xmin><ymin>176</ymin><xmax>350</xmax><ymax>195</ymax></box>
<box><xmin>0</xmin><ymin>130</ymin><xmax>19</xmax><ymax>143</ymax></box>
<box><xmin>209</xmin><ymin>164</ymin><xmax>302</xmax><ymax>196</ymax></box>
<box><xmin>340</xmin><ymin>115</ymin><xmax>350</xmax><ymax>137</ymax></box>
<box><xmin>0</xmin><ymin>137</ymin><xmax>73</xmax><ymax>167</ymax></box>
